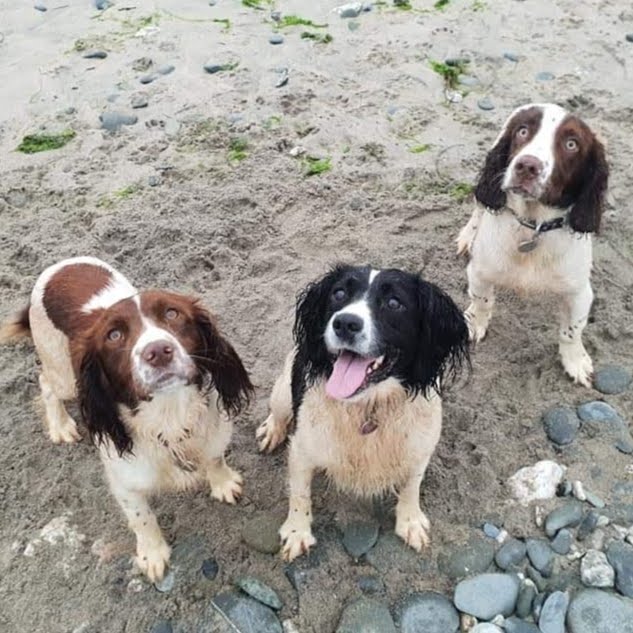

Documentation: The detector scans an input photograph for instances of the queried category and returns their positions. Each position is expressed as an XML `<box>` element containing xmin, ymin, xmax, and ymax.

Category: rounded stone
<box><xmin>495</xmin><ymin>539</ymin><xmax>527</xmax><ymax>571</ymax></box>
<box><xmin>567</xmin><ymin>588</ymin><xmax>633</xmax><ymax>633</ymax></box>
<box><xmin>593</xmin><ymin>366</ymin><xmax>632</xmax><ymax>395</ymax></box>
<box><xmin>536</xmin><ymin>71</ymin><xmax>555</xmax><ymax>81</ymax></box>
<box><xmin>83</xmin><ymin>50</ymin><xmax>108</xmax><ymax>59</ymax></box>
<box><xmin>471</xmin><ymin>625</ymin><xmax>502</xmax><ymax>633</ymax></box>
<box><xmin>577</xmin><ymin>511</ymin><xmax>599</xmax><ymax>541</ymax></box>
<box><xmin>438</xmin><ymin>537</ymin><xmax>495</xmax><ymax>579</ymax></box>
<box><xmin>577</xmin><ymin>401</ymin><xmax>621</xmax><ymax>424</ymax></box>
<box><xmin>503</xmin><ymin>51</ymin><xmax>519</xmax><ymax>62</ymax></box>
<box><xmin>626</xmin><ymin>33</ymin><xmax>633</xmax><ymax>43</ymax></box>
<box><xmin>545</xmin><ymin>502</ymin><xmax>583</xmax><ymax>537</ymax></box>
<box><xmin>398</xmin><ymin>591</ymin><xmax>459</xmax><ymax>633</ymax></box>
<box><xmin>99</xmin><ymin>112</ymin><xmax>138</xmax><ymax>131</ymax></box>
<box><xmin>150</xmin><ymin>621</ymin><xmax>173</xmax><ymax>633</ymax></box>
<box><xmin>606</xmin><ymin>541</ymin><xmax>633</xmax><ymax>597</ymax></box>
<box><xmin>201</xmin><ymin>558</ymin><xmax>219</xmax><ymax>580</ymax></box>
<box><xmin>504</xmin><ymin>617</ymin><xmax>540</xmax><ymax>633</ymax></box>
<box><xmin>453</xmin><ymin>573</ymin><xmax>520</xmax><ymax>620</ymax></box>
<box><xmin>550</xmin><ymin>529</ymin><xmax>572</xmax><ymax>555</ymax></box>
<box><xmin>269</xmin><ymin>34</ymin><xmax>284</xmax><ymax>45</ymax></box>
<box><xmin>458</xmin><ymin>75</ymin><xmax>480</xmax><ymax>86</ymax></box>
<box><xmin>508</xmin><ymin>460</ymin><xmax>566</xmax><ymax>505</ymax></box>
<box><xmin>539</xmin><ymin>591</ymin><xmax>569</xmax><ymax>633</ymax></box>
<box><xmin>357</xmin><ymin>575</ymin><xmax>384</xmax><ymax>595</ymax></box>
<box><xmin>204</xmin><ymin>62</ymin><xmax>224</xmax><ymax>74</ymax></box>
<box><xmin>236</xmin><ymin>576</ymin><xmax>283</xmax><ymax>610</ymax></box>
<box><xmin>477</xmin><ymin>97</ymin><xmax>495</xmax><ymax>111</ymax></box>
<box><xmin>241</xmin><ymin>514</ymin><xmax>282</xmax><ymax>554</ymax></box>
<box><xmin>131</xmin><ymin>94</ymin><xmax>149</xmax><ymax>109</ymax></box>
<box><xmin>342</xmin><ymin>521</ymin><xmax>379</xmax><ymax>559</ymax></box>
<box><xmin>156</xmin><ymin>64</ymin><xmax>175</xmax><ymax>75</ymax></box>
<box><xmin>526</xmin><ymin>539</ymin><xmax>553</xmax><ymax>577</ymax></box>
<box><xmin>581</xmin><ymin>550</ymin><xmax>615</xmax><ymax>588</ymax></box>
<box><xmin>515</xmin><ymin>580</ymin><xmax>537</xmax><ymax>618</ymax></box>
<box><xmin>139</xmin><ymin>74</ymin><xmax>156</xmax><ymax>84</ymax></box>
<box><xmin>367</xmin><ymin>533</ymin><xmax>429</xmax><ymax>574</ymax></box>
<box><xmin>154</xmin><ymin>570</ymin><xmax>175</xmax><ymax>593</ymax></box>
<box><xmin>483</xmin><ymin>523</ymin><xmax>501</xmax><ymax>539</ymax></box>
<box><xmin>211</xmin><ymin>592</ymin><xmax>282</xmax><ymax>633</ymax></box>
<box><xmin>34</xmin><ymin>3</ymin><xmax>47</xmax><ymax>11</ymax></box>
<box><xmin>336</xmin><ymin>598</ymin><xmax>396</xmax><ymax>633</ymax></box>
<box><xmin>337</xmin><ymin>3</ymin><xmax>363</xmax><ymax>18</ymax></box>
<box><xmin>543</xmin><ymin>407</ymin><xmax>580</xmax><ymax>446</ymax></box>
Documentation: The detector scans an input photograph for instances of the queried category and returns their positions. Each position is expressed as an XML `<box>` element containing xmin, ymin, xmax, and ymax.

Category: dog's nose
<box><xmin>333</xmin><ymin>314</ymin><xmax>363</xmax><ymax>341</ymax></box>
<box><xmin>514</xmin><ymin>155</ymin><xmax>543</xmax><ymax>180</ymax></box>
<box><xmin>142</xmin><ymin>340</ymin><xmax>174</xmax><ymax>368</ymax></box>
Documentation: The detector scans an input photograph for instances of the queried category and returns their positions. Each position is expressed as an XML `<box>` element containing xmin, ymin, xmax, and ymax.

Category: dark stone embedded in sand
<box><xmin>284</xmin><ymin>563</ymin><xmax>309</xmax><ymax>591</ymax></box>
<box><xmin>545</xmin><ymin>502</ymin><xmax>583</xmax><ymax>537</ymax></box>
<box><xmin>550</xmin><ymin>529</ymin><xmax>572</xmax><ymax>555</ymax></box>
<box><xmin>131</xmin><ymin>93</ymin><xmax>149</xmax><ymax>109</ymax></box>
<box><xmin>140</xmin><ymin>74</ymin><xmax>156</xmax><ymax>84</ymax></box>
<box><xmin>154</xmin><ymin>570</ymin><xmax>175</xmax><ymax>593</ymax></box>
<box><xmin>241</xmin><ymin>514</ymin><xmax>282</xmax><ymax>554</ymax></box>
<box><xmin>495</xmin><ymin>539</ymin><xmax>527</xmax><ymax>571</ymax></box>
<box><xmin>156</xmin><ymin>64</ymin><xmax>175</xmax><ymax>75</ymax></box>
<box><xmin>201</xmin><ymin>558</ymin><xmax>219</xmax><ymax>580</ymax></box>
<box><xmin>606</xmin><ymin>541</ymin><xmax>633</xmax><ymax>597</ymax></box>
<box><xmin>336</xmin><ymin>598</ymin><xmax>396</xmax><ymax>633</ymax></box>
<box><xmin>204</xmin><ymin>62</ymin><xmax>224</xmax><ymax>74</ymax></box>
<box><xmin>150</xmin><ymin>621</ymin><xmax>173</xmax><ymax>633</ymax></box>
<box><xmin>34</xmin><ymin>3</ymin><xmax>47</xmax><ymax>11</ymax></box>
<box><xmin>95</xmin><ymin>0</ymin><xmax>111</xmax><ymax>9</ymax></box>
<box><xmin>516</xmin><ymin>579</ymin><xmax>537</xmax><ymax>618</ymax></box>
<box><xmin>357</xmin><ymin>575</ymin><xmax>384</xmax><ymax>595</ymax></box>
<box><xmin>271</xmin><ymin>10</ymin><xmax>281</xmax><ymax>21</ymax></box>
<box><xmin>557</xmin><ymin>480</ymin><xmax>572</xmax><ymax>497</ymax></box>
<box><xmin>536</xmin><ymin>71</ymin><xmax>555</xmax><ymax>81</ymax></box>
<box><xmin>398</xmin><ymin>592</ymin><xmax>459</xmax><ymax>633</ymax></box>
<box><xmin>83</xmin><ymin>50</ymin><xmax>107</xmax><ymax>59</ymax></box>
<box><xmin>577</xmin><ymin>511</ymin><xmax>599</xmax><ymax>541</ymax></box>
<box><xmin>593</xmin><ymin>365</ymin><xmax>632</xmax><ymax>395</ymax></box>
<box><xmin>212</xmin><ymin>592</ymin><xmax>282</xmax><ymax>633</ymax></box>
<box><xmin>100</xmin><ymin>112</ymin><xmax>138</xmax><ymax>131</ymax></box>
<box><xmin>367</xmin><ymin>533</ymin><xmax>429</xmax><ymax>574</ymax></box>
<box><xmin>148</xmin><ymin>175</ymin><xmax>161</xmax><ymax>187</ymax></box>
<box><xmin>526</xmin><ymin>539</ymin><xmax>553</xmax><ymax>577</ymax></box>
<box><xmin>538</xmin><ymin>590</ymin><xmax>569</xmax><ymax>633</ymax></box>
<box><xmin>453</xmin><ymin>573</ymin><xmax>520</xmax><ymax>620</ymax></box>
<box><xmin>269</xmin><ymin>34</ymin><xmax>284</xmax><ymax>45</ymax></box>
<box><xmin>477</xmin><ymin>97</ymin><xmax>495</xmax><ymax>111</ymax></box>
<box><xmin>342</xmin><ymin>521</ymin><xmax>379</xmax><ymax>559</ymax></box>
<box><xmin>543</xmin><ymin>407</ymin><xmax>580</xmax><ymax>446</ymax></box>
<box><xmin>438</xmin><ymin>537</ymin><xmax>494</xmax><ymax>578</ymax></box>
<box><xmin>503</xmin><ymin>51</ymin><xmax>519</xmax><ymax>62</ymax></box>
<box><xmin>236</xmin><ymin>576</ymin><xmax>282</xmax><ymax>610</ymax></box>
<box><xmin>567</xmin><ymin>589</ymin><xmax>633</xmax><ymax>632</ymax></box>
<box><xmin>626</xmin><ymin>33</ymin><xmax>633</xmax><ymax>43</ymax></box>
<box><xmin>577</xmin><ymin>401</ymin><xmax>622</xmax><ymax>424</ymax></box>
<box><xmin>504</xmin><ymin>617</ymin><xmax>540</xmax><ymax>633</ymax></box>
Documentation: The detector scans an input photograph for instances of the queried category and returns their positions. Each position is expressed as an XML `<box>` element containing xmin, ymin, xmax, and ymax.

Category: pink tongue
<box><xmin>326</xmin><ymin>351</ymin><xmax>375</xmax><ymax>400</ymax></box>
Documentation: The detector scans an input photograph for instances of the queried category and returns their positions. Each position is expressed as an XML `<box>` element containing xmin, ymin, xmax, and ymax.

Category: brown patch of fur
<box><xmin>0</xmin><ymin>305</ymin><xmax>31</xmax><ymax>343</ymax></box>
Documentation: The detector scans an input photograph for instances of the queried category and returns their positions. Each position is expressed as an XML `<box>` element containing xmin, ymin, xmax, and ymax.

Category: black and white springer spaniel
<box><xmin>457</xmin><ymin>103</ymin><xmax>609</xmax><ymax>387</ymax></box>
<box><xmin>257</xmin><ymin>265</ymin><xmax>469</xmax><ymax>561</ymax></box>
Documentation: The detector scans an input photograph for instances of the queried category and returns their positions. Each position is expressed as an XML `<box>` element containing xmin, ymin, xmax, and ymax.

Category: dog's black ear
<box><xmin>408</xmin><ymin>280</ymin><xmax>470</xmax><ymax>396</ymax></box>
<box><xmin>568</xmin><ymin>139</ymin><xmax>608</xmax><ymax>234</ymax></box>
<box><xmin>474</xmin><ymin>131</ymin><xmax>512</xmax><ymax>210</ymax></box>
<box><xmin>192</xmin><ymin>304</ymin><xmax>253</xmax><ymax>416</ymax></box>
<box><xmin>78</xmin><ymin>350</ymin><xmax>132</xmax><ymax>456</ymax></box>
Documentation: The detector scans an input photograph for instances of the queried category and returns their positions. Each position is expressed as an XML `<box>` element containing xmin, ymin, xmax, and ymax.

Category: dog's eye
<box><xmin>386</xmin><ymin>297</ymin><xmax>402</xmax><ymax>310</ymax></box>
<box><xmin>332</xmin><ymin>289</ymin><xmax>346</xmax><ymax>302</ymax></box>
<box><xmin>165</xmin><ymin>308</ymin><xmax>179</xmax><ymax>320</ymax></box>
<box><xmin>107</xmin><ymin>328</ymin><xmax>122</xmax><ymax>342</ymax></box>
<box><xmin>565</xmin><ymin>138</ymin><xmax>579</xmax><ymax>152</ymax></box>
<box><xmin>516</xmin><ymin>125</ymin><xmax>529</xmax><ymax>139</ymax></box>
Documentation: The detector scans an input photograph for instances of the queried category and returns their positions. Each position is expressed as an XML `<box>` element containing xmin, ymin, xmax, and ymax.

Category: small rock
<box><xmin>154</xmin><ymin>571</ymin><xmax>175</xmax><ymax>593</ymax></box>
<box><xmin>483</xmin><ymin>523</ymin><xmax>501</xmax><ymax>539</ymax></box>
<box><xmin>275</xmin><ymin>68</ymin><xmax>289</xmax><ymax>88</ymax></box>
<box><xmin>83</xmin><ymin>50</ymin><xmax>108</xmax><ymax>59</ymax></box>
<box><xmin>538</xmin><ymin>591</ymin><xmax>569</xmax><ymax>633</ymax></box>
<box><xmin>508</xmin><ymin>460</ymin><xmax>566</xmax><ymax>505</ymax></box>
<box><xmin>535</xmin><ymin>71</ymin><xmax>555</xmax><ymax>81</ymax></box>
<box><xmin>471</xmin><ymin>625</ymin><xmax>501</xmax><ymax>633</ymax></box>
<box><xmin>581</xmin><ymin>550</ymin><xmax>615</xmax><ymax>588</ymax></box>
<box><xmin>336</xmin><ymin>2</ymin><xmax>363</xmax><ymax>18</ymax></box>
<box><xmin>453</xmin><ymin>573</ymin><xmax>520</xmax><ymax>620</ymax></box>
<box><xmin>127</xmin><ymin>578</ymin><xmax>145</xmax><ymax>593</ymax></box>
<box><xmin>550</xmin><ymin>529</ymin><xmax>572</xmax><ymax>555</ymax></box>
<box><xmin>526</xmin><ymin>539</ymin><xmax>553</xmax><ymax>577</ymax></box>
<box><xmin>367</xmin><ymin>533</ymin><xmax>428</xmax><ymax>574</ymax></box>
<box><xmin>34</xmin><ymin>3</ymin><xmax>47</xmax><ymax>11</ymax></box>
<box><xmin>526</xmin><ymin>566</ymin><xmax>547</xmax><ymax>592</ymax></box>
<box><xmin>545</xmin><ymin>502</ymin><xmax>583</xmax><ymax>537</ymax></box>
<box><xmin>596</xmin><ymin>515</ymin><xmax>610</xmax><ymax>528</ymax></box>
<box><xmin>212</xmin><ymin>592</ymin><xmax>282</xmax><ymax>633</ymax></box>
<box><xmin>577</xmin><ymin>401</ymin><xmax>622</xmax><ymax>424</ymax></box>
<box><xmin>201</xmin><ymin>558</ymin><xmax>219</xmax><ymax>580</ymax></box>
<box><xmin>606</xmin><ymin>541</ymin><xmax>633</xmax><ymax>597</ymax></box>
<box><xmin>543</xmin><ymin>407</ymin><xmax>580</xmax><ymax>446</ymax></box>
<box><xmin>626</xmin><ymin>33</ymin><xmax>633</xmax><ymax>43</ymax></box>
<box><xmin>132</xmin><ymin>56</ymin><xmax>153</xmax><ymax>72</ymax></box>
<box><xmin>437</xmin><ymin>537</ymin><xmax>494</xmax><ymax>579</ymax></box>
<box><xmin>495</xmin><ymin>539</ymin><xmax>527</xmax><ymax>571</ymax></box>
<box><xmin>348</xmin><ymin>20</ymin><xmax>360</xmax><ymax>31</ymax></box>
<box><xmin>503</xmin><ymin>617</ymin><xmax>539</xmax><ymax>633</ymax></box>
<box><xmin>572</xmin><ymin>481</ymin><xmax>586</xmax><ymax>501</ymax></box>
<box><xmin>362</xmin><ymin>1</ymin><xmax>372</xmax><ymax>10</ymax></box>
<box><xmin>140</xmin><ymin>74</ymin><xmax>156</xmax><ymax>84</ymax></box>
<box><xmin>577</xmin><ymin>511</ymin><xmax>599</xmax><ymax>541</ymax></box>
<box><xmin>567</xmin><ymin>588</ymin><xmax>633</xmax><ymax>632</ymax></box>
<box><xmin>556</xmin><ymin>481</ymin><xmax>572</xmax><ymax>497</ymax></box>
<box><xmin>100</xmin><ymin>112</ymin><xmax>138</xmax><ymax>132</ymax></box>
<box><xmin>503</xmin><ymin>52</ymin><xmax>519</xmax><ymax>62</ymax></box>
<box><xmin>585</xmin><ymin>491</ymin><xmax>606</xmax><ymax>508</ymax></box>
<box><xmin>131</xmin><ymin>94</ymin><xmax>149</xmax><ymax>109</ymax></box>
<box><xmin>398</xmin><ymin>591</ymin><xmax>459</xmax><ymax>633</ymax></box>
<box><xmin>515</xmin><ymin>579</ymin><xmax>536</xmax><ymax>619</ymax></box>
<box><xmin>342</xmin><ymin>521</ymin><xmax>379</xmax><ymax>559</ymax></box>
<box><xmin>532</xmin><ymin>592</ymin><xmax>546</xmax><ymax>620</ymax></box>
<box><xmin>271</xmin><ymin>10</ymin><xmax>281</xmax><ymax>21</ymax></box>
<box><xmin>336</xmin><ymin>598</ymin><xmax>396</xmax><ymax>633</ymax></box>
<box><xmin>241</xmin><ymin>514</ymin><xmax>282</xmax><ymax>554</ymax></box>
<box><xmin>236</xmin><ymin>576</ymin><xmax>283</xmax><ymax>610</ymax></box>
<box><xmin>269</xmin><ymin>34</ymin><xmax>284</xmax><ymax>45</ymax></box>
<box><xmin>95</xmin><ymin>0</ymin><xmax>110</xmax><ymax>9</ymax></box>
<box><xmin>357</xmin><ymin>575</ymin><xmax>384</xmax><ymax>595</ymax></box>
<box><xmin>156</xmin><ymin>64</ymin><xmax>175</xmax><ymax>75</ymax></box>
<box><xmin>477</xmin><ymin>97</ymin><xmax>495</xmax><ymax>111</ymax></box>
<box><xmin>594</xmin><ymin>365</ymin><xmax>631</xmax><ymax>394</ymax></box>
<box><xmin>458</xmin><ymin>75</ymin><xmax>480</xmax><ymax>86</ymax></box>
<box><xmin>615</xmin><ymin>437</ymin><xmax>633</xmax><ymax>454</ymax></box>
<box><xmin>148</xmin><ymin>175</ymin><xmax>161</xmax><ymax>187</ymax></box>
<box><xmin>150</xmin><ymin>621</ymin><xmax>173</xmax><ymax>633</ymax></box>
<box><xmin>204</xmin><ymin>62</ymin><xmax>224</xmax><ymax>74</ymax></box>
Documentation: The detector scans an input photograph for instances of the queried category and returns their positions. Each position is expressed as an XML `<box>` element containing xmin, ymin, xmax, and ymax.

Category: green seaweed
<box><xmin>429</xmin><ymin>59</ymin><xmax>468</xmax><ymax>89</ymax></box>
<box><xmin>17</xmin><ymin>130</ymin><xmax>76</xmax><ymax>153</ymax></box>
<box><xmin>242</xmin><ymin>0</ymin><xmax>272</xmax><ymax>8</ymax></box>
<box><xmin>301</xmin><ymin>31</ymin><xmax>333</xmax><ymax>43</ymax></box>
<box><xmin>279</xmin><ymin>15</ymin><xmax>328</xmax><ymax>28</ymax></box>
<box><xmin>228</xmin><ymin>137</ymin><xmax>248</xmax><ymax>162</ymax></box>
<box><xmin>409</xmin><ymin>143</ymin><xmax>431</xmax><ymax>154</ymax></box>
<box><xmin>450</xmin><ymin>182</ymin><xmax>474</xmax><ymax>201</ymax></box>
<box><xmin>304</xmin><ymin>156</ymin><xmax>332</xmax><ymax>176</ymax></box>
<box><xmin>212</xmin><ymin>18</ymin><xmax>231</xmax><ymax>30</ymax></box>
<box><xmin>434</xmin><ymin>0</ymin><xmax>449</xmax><ymax>8</ymax></box>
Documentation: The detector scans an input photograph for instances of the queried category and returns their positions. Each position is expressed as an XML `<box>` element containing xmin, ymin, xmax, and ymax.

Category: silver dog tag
<box><xmin>518</xmin><ymin>235</ymin><xmax>540</xmax><ymax>252</ymax></box>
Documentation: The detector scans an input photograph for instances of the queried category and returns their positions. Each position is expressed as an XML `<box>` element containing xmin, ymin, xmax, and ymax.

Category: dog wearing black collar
<box><xmin>456</xmin><ymin>103</ymin><xmax>608</xmax><ymax>387</ymax></box>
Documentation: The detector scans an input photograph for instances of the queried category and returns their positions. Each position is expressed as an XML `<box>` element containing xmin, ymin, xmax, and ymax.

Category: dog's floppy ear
<box><xmin>408</xmin><ymin>279</ymin><xmax>470</xmax><ymax>396</ymax></box>
<box><xmin>192</xmin><ymin>303</ymin><xmax>253</xmax><ymax>416</ymax></box>
<box><xmin>78</xmin><ymin>350</ymin><xmax>133</xmax><ymax>456</ymax></box>
<box><xmin>568</xmin><ymin>138</ymin><xmax>608</xmax><ymax>234</ymax></box>
<box><xmin>474</xmin><ymin>130</ymin><xmax>512</xmax><ymax>210</ymax></box>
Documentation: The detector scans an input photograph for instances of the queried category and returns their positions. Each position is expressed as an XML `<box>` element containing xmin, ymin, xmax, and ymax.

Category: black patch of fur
<box><xmin>474</xmin><ymin>132</ymin><xmax>512</xmax><ymax>210</ymax></box>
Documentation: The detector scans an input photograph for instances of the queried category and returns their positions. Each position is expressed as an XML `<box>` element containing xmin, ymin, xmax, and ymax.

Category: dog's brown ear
<box><xmin>474</xmin><ymin>132</ymin><xmax>512</xmax><ymax>210</ymax></box>
<box><xmin>568</xmin><ymin>138</ymin><xmax>609</xmax><ymax>233</ymax></box>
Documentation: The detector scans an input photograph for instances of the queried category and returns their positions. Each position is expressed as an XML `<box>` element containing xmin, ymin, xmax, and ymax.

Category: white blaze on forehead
<box><xmin>82</xmin><ymin>275</ymin><xmax>137</xmax><ymax>313</ymax></box>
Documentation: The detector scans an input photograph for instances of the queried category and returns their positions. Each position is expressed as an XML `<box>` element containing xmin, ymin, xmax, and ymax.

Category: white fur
<box><xmin>325</xmin><ymin>298</ymin><xmax>376</xmax><ymax>356</ymax></box>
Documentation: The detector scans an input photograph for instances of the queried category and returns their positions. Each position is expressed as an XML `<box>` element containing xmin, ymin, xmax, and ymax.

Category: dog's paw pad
<box><xmin>210</xmin><ymin>469</ymin><xmax>243</xmax><ymax>504</ymax></box>
<box><xmin>256</xmin><ymin>415</ymin><xmax>286</xmax><ymax>453</ymax></box>
<box><xmin>137</xmin><ymin>541</ymin><xmax>171</xmax><ymax>583</ymax></box>
<box><xmin>279</xmin><ymin>521</ymin><xmax>315</xmax><ymax>561</ymax></box>
<box><xmin>396</xmin><ymin>512</ymin><xmax>431</xmax><ymax>552</ymax></box>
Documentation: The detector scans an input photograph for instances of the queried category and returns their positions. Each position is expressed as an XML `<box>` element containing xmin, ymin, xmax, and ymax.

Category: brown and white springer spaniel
<box><xmin>0</xmin><ymin>256</ymin><xmax>252</xmax><ymax>581</ymax></box>
<box><xmin>457</xmin><ymin>103</ymin><xmax>609</xmax><ymax>386</ymax></box>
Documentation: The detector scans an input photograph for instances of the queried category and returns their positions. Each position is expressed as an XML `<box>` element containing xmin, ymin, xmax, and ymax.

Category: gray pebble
<box><xmin>577</xmin><ymin>400</ymin><xmax>622</xmax><ymax>424</ymax></box>
<box><xmin>504</xmin><ymin>618</ymin><xmax>539</xmax><ymax>633</ymax></box>
<box><xmin>557</xmin><ymin>480</ymin><xmax>572</xmax><ymax>497</ymax></box>
<box><xmin>357</xmin><ymin>575</ymin><xmax>384</xmax><ymax>595</ymax></box>
<box><xmin>204</xmin><ymin>62</ymin><xmax>224</xmax><ymax>74</ymax></box>
<box><xmin>83</xmin><ymin>50</ymin><xmax>108</xmax><ymax>59</ymax></box>
<box><xmin>543</xmin><ymin>407</ymin><xmax>580</xmax><ymax>446</ymax></box>
<box><xmin>348</xmin><ymin>20</ymin><xmax>361</xmax><ymax>31</ymax></box>
<box><xmin>626</xmin><ymin>33</ymin><xmax>633</xmax><ymax>43</ymax></box>
<box><xmin>156</xmin><ymin>64</ymin><xmax>175</xmax><ymax>76</ymax></box>
<box><xmin>615</xmin><ymin>437</ymin><xmax>633</xmax><ymax>454</ymax></box>
<box><xmin>236</xmin><ymin>576</ymin><xmax>282</xmax><ymax>610</ymax></box>
<box><xmin>34</xmin><ymin>3</ymin><xmax>47</xmax><ymax>11</ymax></box>
<box><xmin>362</xmin><ymin>1</ymin><xmax>373</xmax><ymax>9</ymax></box>
<box><xmin>269</xmin><ymin>34</ymin><xmax>284</xmax><ymax>45</ymax></box>
<box><xmin>550</xmin><ymin>529</ymin><xmax>572</xmax><ymax>555</ymax></box>
<box><xmin>140</xmin><ymin>74</ymin><xmax>156</xmax><ymax>84</ymax></box>
<box><xmin>338</xmin><ymin>3</ymin><xmax>363</xmax><ymax>18</ymax></box>
<box><xmin>581</xmin><ymin>550</ymin><xmax>615</xmax><ymax>588</ymax></box>
<box><xmin>438</xmin><ymin>537</ymin><xmax>495</xmax><ymax>578</ymax></box>
<box><xmin>526</xmin><ymin>539</ymin><xmax>553</xmax><ymax>577</ymax></box>
<box><xmin>536</xmin><ymin>71</ymin><xmax>555</xmax><ymax>81</ymax></box>
<box><xmin>271</xmin><ymin>10</ymin><xmax>281</xmax><ymax>21</ymax></box>
<box><xmin>367</xmin><ymin>533</ymin><xmax>429</xmax><ymax>574</ymax></box>
<box><xmin>585</xmin><ymin>491</ymin><xmax>606</xmax><ymax>508</ymax></box>
<box><xmin>471</xmin><ymin>625</ymin><xmax>501</xmax><ymax>633</ymax></box>
<box><xmin>567</xmin><ymin>588</ymin><xmax>633</xmax><ymax>633</ymax></box>
<box><xmin>495</xmin><ymin>538</ymin><xmax>527</xmax><ymax>570</ymax></box>
<box><xmin>99</xmin><ymin>112</ymin><xmax>138</xmax><ymax>131</ymax></box>
<box><xmin>95</xmin><ymin>0</ymin><xmax>111</xmax><ymax>8</ymax></box>
<box><xmin>342</xmin><ymin>521</ymin><xmax>379</xmax><ymax>559</ymax></box>
<box><xmin>131</xmin><ymin>94</ymin><xmax>149</xmax><ymax>109</ymax></box>
<box><xmin>154</xmin><ymin>570</ymin><xmax>175</xmax><ymax>593</ymax></box>
<box><xmin>515</xmin><ymin>580</ymin><xmax>536</xmax><ymax>619</ymax></box>
<box><xmin>201</xmin><ymin>558</ymin><xmax>218</xmax><ymax>580</ymax></box>
<box><xmin>212</xmin><ymin>592</ymin><xmax>282</xmax><ymax>633</ymax></box>
<box><xmin>594</xmin><ymin>365</ymin><xmax>631</xmax><ymax>395</ymax></box>
<box><xmin>275</xmin><ymin>68</ymin><xmax>289</xmax><ymax>88</ymax></box>
<box><xmin>148</xmin><ymin>175</ymin><xmax>161</xmax><ymax>187</ymax></box>
<box><xmin>545</xmin><ymin>502</ymin><xmax>583</xmax><ymax>537</ymax></box>
<box><xmin>453</xmin><ymin>573</ymin><xmax>520</xmax><ymax>620</ymax></box>
<box><xmin>458</xmin><ymin>75</ymin><xmax>480</xmax><ymax>86</ymax></box>
<box><xmin>577</xmin><ymin>511</ymin><xmax>599</xmax><ymax>541</ymax></box>
<box><xmin>606</xmin><ymin>541</ymin><xmax>633</xmax><ymax>597</ymax></box>
<box><xmin>483</xmin><ymin>522</ymin><xmax>501</xmax><ymax>539</ymax></box>
<box><xmin>532</xmin><ymin>592</ymin><xmax>547</xmax><ymax>620</ymax></box>
<box><xmin>336</xmin><ymin>598</ymin><xmax>396</xmax><ymax>633</ymax></box>
<box><xmin>398</xmin><ymin>591</ymin><xmax>459</xmax><ymax>633</ymax></box>
<box><xmin>539</xmin><ymin>591</ymin><xmax>569</xmax><ymax>633</ymax></box>
<box><xmin>150</xmin><ymin>622</ymin><xmax>173</xmax><ymax>633</ymax></box>
<box><xmin>445</xmin><ymin>57</ymin><xmax>470</xmax><ymax>66</ymax></box>
<box><xmin>526</xmin><ymin>566</ymin><xmax>547</xmax><ymax>592</ymax></box>
<box><xmin>503</xmin><ymin>52</ymin><xmax>519</xmax><ymax>62</ymax></box>
<box><xmin>241</xmin><ymin>514</ymin><xmax>282</xmax><ymax>554</ymax></box>
<box><xmin>477</xmin><ymin>97</ymin><xmax>495</xmax><ymax>111</ymax></box>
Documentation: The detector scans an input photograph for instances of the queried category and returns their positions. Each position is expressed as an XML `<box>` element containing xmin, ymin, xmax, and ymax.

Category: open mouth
<box><xmin>325</xmin><ymin>350</ymin><xmax>392</xmax><ymax>400</ymax></box>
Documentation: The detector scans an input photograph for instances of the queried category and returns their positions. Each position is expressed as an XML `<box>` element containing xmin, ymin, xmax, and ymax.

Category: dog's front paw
<box><xmin>210</xmin><ymin>468</ymin><xmax>243</xmax><ymax>504</ymax></box>
<box><xmin>465</xmin><ymin>305</ymin><xmax>489</xmax><ymax>343</ymax></box>
<box><xmin>137</xmin><ymin>539</ymin><xmax>171</xmax><ymax>583</ymax></box>
<box><xmin>456</xmin><ymin>230</ymin><xmax>474</xmax><ymax>257</ymax></box>
<box><xmin>395</xmin><ymin>510</ymin><xmax>431</xmax><ymax>552</ymax></box>
<box><xmin>48</xmin><ymin>414</ymin><xmax>82</xmax><ymax>444</ymax></box>
<box><xmin>560</xmin><ymin>343</ymin><xmax>593</xmax><ymax>388</ymax></box>
<box><xmin>256</xmin><ymin>414</ymin><xmax>287</xmax><ymax>453</ymax></box>
<box><xmin>279</xmin><ymin>519</ymin><xmax>315</xmax><ymax>561</ymax></box>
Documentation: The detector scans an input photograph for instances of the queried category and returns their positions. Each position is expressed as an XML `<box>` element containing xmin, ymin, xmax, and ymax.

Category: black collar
<box><xmin>486</xmin><ymin>205</ymin><xmax>568</xmax><ymax>234</ymax></box>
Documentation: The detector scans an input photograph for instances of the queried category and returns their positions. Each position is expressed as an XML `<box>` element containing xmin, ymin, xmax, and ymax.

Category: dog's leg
<box><xmin>456</xmin><ymin>207</ymin><xmax>484</xmax><ymax>256</ymax></box>
<box><xmin>279</xmin><ymin>441</ymin><xmax>315</xmax><ymax>561</ymax></box>
<box><xmin>256</xmin><ymin>365</ymin><xmax>293</xmax><ymax>452</ymax></box>
<box><xmin>558</xmin><ymin>283</ymin><xmax>593</xmax><ymax>387</ymax></box>
<box><xmin>206</xmin><ymin>456</ymin><xmax>243</xmax><ymax>504</ymax></box>
<box><xmin>39</xmin><ymin>372</ymin><xmax>81</xmax><ymax>444</ymax></box>
<box><xmin>110</xmin><ymin>484</ymin><xmax>170</xmax><ymax>582</ymax></box>
<box><xmin>395</xmin><ymin>466</ymin><xmax>431</xmax><ymax>551</ymax></box>
<box><xmin>465</xmin><ymin>263</ymin><xmax>495</xmax><ymax>343</ymax></box>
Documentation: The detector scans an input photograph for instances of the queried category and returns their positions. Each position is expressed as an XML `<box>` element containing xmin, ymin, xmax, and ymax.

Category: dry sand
<box><xmin>0</xmin><ymin>0</ymin><xmax>632</xmax><ymax>631</ymax></box>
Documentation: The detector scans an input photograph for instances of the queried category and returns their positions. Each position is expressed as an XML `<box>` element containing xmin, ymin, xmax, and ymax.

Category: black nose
<box><xmin>333</xmin><ymin>314</ymin><xmax>363</xmax><ymax>342</ymax></box>
<box><xmin>142</xmin><ymin>340</ymin><xmax>174</xmax><ymax>368</ymax></box>
<box><xmin>515</xmin><ymin>155</ymin><xmax>543</xmax><ymax>180</ymax></box>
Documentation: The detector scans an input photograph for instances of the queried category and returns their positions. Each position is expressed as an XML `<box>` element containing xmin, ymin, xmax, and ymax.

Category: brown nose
<box><xmin>515</xmin><ymin>155</ymin><xmax>543</xmax><ymax>180</ymax></box>
<box><xmin>142</xmin><ymin>340</ymin><xmax>174</xmax><ymax>368</ymax></box>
